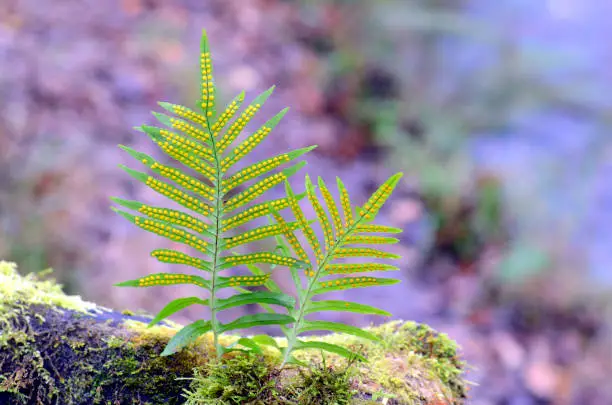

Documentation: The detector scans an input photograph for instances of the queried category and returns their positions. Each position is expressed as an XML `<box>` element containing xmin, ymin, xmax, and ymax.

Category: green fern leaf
<box><xmin>357</xmin><ymin>173</ymin><xmax>403</xmax><ymax>221</ymax></box>
<box><xmin>161</xmin><ymin>320</ymin><xmax>212</xmax><ymax>356</ymax></box>
<box><xmin>110</xmin><ymin>198</ymin><xmax>211</xmax><ymax>236</ymax></box>
<box><xmin>306</xmin><ymin>176</ymin><xmax>333</xmax><ymax>250</ymax></box>
<box><xmin>285</xmin><ymin>181</ymin><xmax>322</xmax><ymax>264</ymax></box>
<box><xmin>354</xmin><ymin>224</ymin><xmax>403</xmax><ymax>234</ymax></box>
<box><xmin>343</xmin><ymin>235</ymin><xmax>399</xmax><ymax>245</ymax></box>
<box><xmin>224</xmin><ymin>221</ymin><xmax>301</xmax><ymax>249</ymax></box>
<box><xmin>312</xmin><ymin>276</ymin><xmax>400</xmax><ymax>295</ymax></box>
<box><xmin>221</xmin><ymin>108</ymin><xmax>289</xmax><ymax>171</ymax></box>
<box><xmin>323</xmin><ymin>263</ymin><xmax>399</xmax><ymax>275</ymax></box>
<box><xmin>112</xmin><ymin>208</ymin><xmax>211</xmax><ymax>254</ymax></box>
<box><xmin>217</xmin><ymin>87</ymin><xmax>274</xmax><ymax>153</ymax></box>
<box><xmin>114</xmin><ymin>273</ymin><xmax>211</xmax><ymax>290</ymax></box>
<box><xmin>303</xmin><ymin>300</ymin><xmax>391</xmax><ymax>316</ymax></box>
<box><xmin>336</xmin><ymin>177</ymin><xmax>354</xmax><ymax>227</ymax></box>
<box><xmin>218</xmin><ymin>313</ymin><xmax>294</xmax><ymax>333</ymax></box>
<box><xmin>152</xmin><ymin>112</ymin><xmax>213</xmax><ymax>147</ymax></box>
<box><xmin>111</xmin><ymin>30</ymin><xmax>315</xmax><ymax>359</ymax></box>
<box><xmin>148</xmin><ymin>296</ymin><xmax>208</xmax><ymax>327</ymax></box>
<box><xmin>150</xmin><ymin>249</ymin><xmax>212</xmax><ymax>271</ymax></box>
<box><xmin>118</xmin><ymin>166</ymin><xmax>213</xmax><ymax>217</ymax></box>
<box><xmin>332</xmin><ymin>248</ymin><xmax>401</xmax><ymax>260</ymax></box>
<box><xmin>158</xmin><ymin>102</ymin><xmax>207</xmax><ymax>126</ymax></box>
<box><xmin>211</xmin><ymin>91</ymin><xmax>245</xmax><ymax>136</ymax></box>
<box><xmin>223</xmin><ymin>146</ymin><xmax>315</xmax><ymax>193</ymax></box>
<box><xmin>214</xmin><ymin>291</ymin><xmax>295</xmax><ymax>311</ymax></box>
<box><xmin>270</xmin><ymin>173</ymin><xmax>403</xmax><ymax>364</ymax></box>
<box><xmin>220</xmin><ymin>252</ymin><xmax>307</xmax><ymax>270</ymax></box>
<box><xmin>217</xmin><ymin>274</ymin><xmax>272</xmax><ymax>289</ymax></box>
<box><xmin>119</xmin><ymin>145</ymin><xmax>216</xmax><ymax>200</ymax></box>
<box><xmin>222</xmin><ymin>194</ymin><xmax>306</xmax><ymax>232</ymax></box>
<box><xmin>142</xmin><ymin>124</ymin><xmax>214</xmax><ymax>163</ymax></box>
<box><xmin>318</xmin><ymin>177</ymin><xmax>343</xmax><ymax>236</ymax></box>
<box><xmin>225</xmin><ymin>162</ymin><xmax>306</xmax><ymax>212</ymax></box>
<box><xmin>298</xmin><ymin>320</ymin><xmax>381</xmax><ymax>342</ymax></box>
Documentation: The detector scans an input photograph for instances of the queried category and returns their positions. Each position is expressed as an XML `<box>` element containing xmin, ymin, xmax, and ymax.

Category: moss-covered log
<box><xmin>0</xmin><ymin>261</ymin><xmax>469</xmax><ymax>404</ymax></box>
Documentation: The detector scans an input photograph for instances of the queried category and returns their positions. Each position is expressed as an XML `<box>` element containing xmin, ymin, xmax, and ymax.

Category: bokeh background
<box><xmin>1</xmin><ymin>0</ymin><xmax>612</xmax><ymax>404</ymax></box>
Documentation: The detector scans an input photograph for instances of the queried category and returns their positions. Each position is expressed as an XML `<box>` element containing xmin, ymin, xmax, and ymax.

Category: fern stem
<box><xmin>205</xmin><ymin>113</ymin><xmax>224</xmax><ymax>360</ymax></box>
<box><xmin>281</xmin><ymin>220</ymin><xmax>362</xmax><ymax>366</ymax></box>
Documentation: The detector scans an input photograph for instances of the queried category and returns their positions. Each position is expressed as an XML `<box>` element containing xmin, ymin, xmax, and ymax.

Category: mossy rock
<box><xmin>0</xmin><ymin>261</ymin><xmax>469</xmax><ymax>404</ymax></box>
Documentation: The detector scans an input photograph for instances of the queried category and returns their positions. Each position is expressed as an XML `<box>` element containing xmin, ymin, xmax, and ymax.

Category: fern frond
<box><xmin>111</xmin><ymin>30</ymin><xmax>315</xmax><ymax>359</ymax></box>
<box><xmin>272</xmin><ymin>173</ymin><xmax>403</xmax><ymax>364</ymax></box>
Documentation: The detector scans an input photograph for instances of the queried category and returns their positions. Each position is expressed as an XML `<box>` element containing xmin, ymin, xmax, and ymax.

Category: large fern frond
<box><xmin>111</xmin><ymin>30</ymin><xmax>315</xmax><ymax>358</ymax></box>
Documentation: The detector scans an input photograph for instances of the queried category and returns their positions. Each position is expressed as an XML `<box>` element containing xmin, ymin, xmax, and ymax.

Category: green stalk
<box><xmin>206</xmin><ymin>113</ymin><xmax>224</xmax><ymax>360</ymax></box>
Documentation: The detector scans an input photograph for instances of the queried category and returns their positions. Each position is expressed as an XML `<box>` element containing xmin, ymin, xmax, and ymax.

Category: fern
<box><xmin>111</xmin><ymin>30</ymin><xmax>315</xmax><ymax>359</ymax></box>
<box><xmin>268</xmin><ymin>174</ymin><xmax>403</xmax><ymax>365</ymax></box>
<box><xmin>111</xmin><ymin>29</ymin><xmax>403</xmax><ymax>364</ymax></box>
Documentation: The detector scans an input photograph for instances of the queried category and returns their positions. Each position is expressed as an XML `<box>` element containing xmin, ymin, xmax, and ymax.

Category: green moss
<box><xmin>0</xmin><ymin>261</ymin><xmax>468</xmax><ymax>404</ymax></box>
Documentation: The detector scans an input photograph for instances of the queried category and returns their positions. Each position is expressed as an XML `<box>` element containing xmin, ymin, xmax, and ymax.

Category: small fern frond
<box><xmin>111</xmin><ymin>30</ymin><xmax>315</xmax><ymax>359</ymax></box>
<box><xmin>273</xmin><ymin>173</ymin><xmax>403</xmax><ymax>364</ymax></box>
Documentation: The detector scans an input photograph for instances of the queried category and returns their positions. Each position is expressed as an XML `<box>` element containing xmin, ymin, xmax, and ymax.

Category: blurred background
<box><xmin>1</xmin><ymin>0</ymin><xmax>612</xmax><ymax>403</ymax></box>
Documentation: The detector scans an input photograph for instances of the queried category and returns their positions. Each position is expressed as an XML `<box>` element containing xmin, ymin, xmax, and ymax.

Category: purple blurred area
<box><xmin>1</xmin><ymin>1</ymin><xmax>611</xmax><ymax>404</ymax></box>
